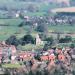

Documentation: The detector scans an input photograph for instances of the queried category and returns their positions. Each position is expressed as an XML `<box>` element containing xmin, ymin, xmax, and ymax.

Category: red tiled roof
<box><xmin>41</xmin><ymin>55</ymin><xmax>49</xmax><ymax>61</ymax></box>
<box><xmin>51</xmin><ymin>7</ymin><xmax>75</xmax><ymax>13</ymax></box>
<box><xmin>49</xmin><ymin>54</ymin><xmax>56</xmax><ymax>61</ymax></box>
<box><xmin>58</xmin><ymin>54</ymin><xmax>65</xmax><ymax>61</ymax></box>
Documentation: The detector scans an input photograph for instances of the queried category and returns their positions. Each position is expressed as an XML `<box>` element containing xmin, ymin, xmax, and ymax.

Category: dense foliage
<box><xmin>6</xmin><ymin>35</ymin><xmax>19</xmax><ymax>46</ymax></box>
<box><xmin>20</xmin><ymin>34</ymin><xmax>35</xmax><ymax>45</ymax></box>
<box><xmin>59</xmin><ymin>36</ymin><xmax>72</xmax><ymax>43</ymax></box>
<box><xmin>6</xmin><ymin>34</ymin><xmax>35</xmax><ymax>46</ymax></box>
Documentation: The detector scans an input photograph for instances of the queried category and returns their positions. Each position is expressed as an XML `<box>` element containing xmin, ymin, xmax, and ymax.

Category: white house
<box><xmin>16</xmin><ymin>13</ymin><xmax>19</xmax><ymax>18</ymax></box>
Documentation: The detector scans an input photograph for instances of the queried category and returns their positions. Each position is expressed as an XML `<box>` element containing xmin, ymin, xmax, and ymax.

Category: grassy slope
<box><xmin>48</xmin><ymin>25</ymin><xmax>75</xmax><ymax>33</ymax></box>
<box><xmin>2</xmin><ymin>63</ymin><xmax>21</xmax><ymax>68</ymax></box>
<box><xmin>0</xmin><ymin>18</ymin><xmax>75</xmax><ymax>40</ymax></box>
<box><xmin>0</xmin><ymin>0</ymin><xmax>74</xmax><ymax>41</ymax></box>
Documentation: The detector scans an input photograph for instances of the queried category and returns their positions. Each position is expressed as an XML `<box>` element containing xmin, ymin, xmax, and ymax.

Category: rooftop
<box><xmin>51</xmin><ymin>7</ymin><xmax>75</xmax><ymax>13</ymax></box>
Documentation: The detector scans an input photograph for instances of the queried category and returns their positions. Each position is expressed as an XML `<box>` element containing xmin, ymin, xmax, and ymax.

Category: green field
<box><xmin>0</xmin><ymin>18</ymin><xmax>75</xmax><ymax>40</ymax></box>
<box><xmin>0</xmin><ymin>0</ymin><xmax>60</xmax><ymax>17</ymax></box>
<box><xmin>0</xmin><ymin>0</ymin><xmax>74</xmax><ymax>41</ymax></box>
<box><xmin>2</xmin><ymin>63</ymin><xmax>21</xmax><ymax>68</ymax></box>
<box><xmin>48</xmin><ymin>25</ymin><xmax>75</xmax><ymax>33</ymax></box>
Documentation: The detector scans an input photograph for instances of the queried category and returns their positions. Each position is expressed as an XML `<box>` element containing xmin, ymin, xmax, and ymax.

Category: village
<box><xmin>0</xmin><ymin>0</ymin><xmax>75</xmax><ymax>75</ymax></box>
<box><xmin>0</xmin><ymin>36</ymin><xmax>75</xmax><ymax>75</ymax></box>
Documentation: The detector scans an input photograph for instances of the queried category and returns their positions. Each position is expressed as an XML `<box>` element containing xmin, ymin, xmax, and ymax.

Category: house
<box><xmin>0</xmin><ymin>43</ymin><xmax>17</xmax><ymax>63</ymax></box>
<box><xmin>41</xmin><ymin>55</ymin><xmax>49</xmax><ymax>61</ymax></box>
<box><xmin>58</xmin><ymin>54</ymin><xmax>65</xmax><ymax>62</ymax></box>
<box><xmin>48</xmin><ymin>54</ymin><xmax>56</xmax><ymax>61</ymax></box>
<box><xmin>51</xmin><ymin>7</ymin><xmax>75</xmax><ymax>13</ymax></box>
<box><xmin>0</xmin><ymin>47</ymin><xmax>2</xmax><ymax>63</ymax></box>
<box><xmin>40</xmin><ymin>53</ymin><xmax>56</xmax><ymax>61</ymax></box>
<box><xmin>56</xmin><ymin>48</ymin><xmax>62</xmax><ymax>54</ymax></box>
<box><xmin>24</xmin><ymin>16</ymin><xmax>30</xmax><ymax>21</ymax></box>
<box><xmin>18</xmin><ymin>52</ymin><xmax>34</xmax><ymax>61</ymax></box>
<box><xmin>10</xmin><ymin>45</ymin><xmax>17</xmax><ymax>55</ymax></box>
<box><xmin>15</xmin><ymin>13</ymin><xmax>19</xmax><ymax>18</ymax></box>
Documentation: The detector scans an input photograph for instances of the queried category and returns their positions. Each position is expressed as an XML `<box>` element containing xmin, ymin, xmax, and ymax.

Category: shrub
<box><xmin>59</xmin><ymin>36</ymin><xmax>72</xmax><ymax>43</ymax></box>
<box><xmin>70</xmin><ymin>43</ymin><xmax>75</xmax><ymax>49</ymax></box>
<box><xmin>20</xmin><ymin>34</ymin><xmax>35</xmax><ymax>45</ymax></box>
<box><xmin>6</xmin><ymin>35</ymin><xmax>19</xmax><ymax>46</ymax></box>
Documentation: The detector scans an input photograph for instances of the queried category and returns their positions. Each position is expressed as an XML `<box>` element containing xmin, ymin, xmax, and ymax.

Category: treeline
<box><xmin>5</xmin><ymin>34</ymin><xmax>35</xmax><ymax>47</ymax></box>
<box><xmin>14</xmin><ymin>0</ymin><xmax>45</xmax><ymax>2</ymax></box>
<box><xmin>5</xmin><ymin>33</ymin><xmax>75</xmax><ymax>50</ymax></box>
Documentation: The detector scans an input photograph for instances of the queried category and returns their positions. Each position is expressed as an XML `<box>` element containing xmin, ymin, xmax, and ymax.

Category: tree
<box><xmin>59</xmin><ymin>36</ymin><xmax>72</xmax><ymax>43</ymax></box>
<box><xmin>20</xmin><ymin>34</ymin><xmax>35</xmax><ymax>45</ymax></box>
<box><xmin>43</xmin><ymin>37</ymin><xmax>54</xmax><ymax>50</ymax></box>
<box><xmin>70</xmin><ymin>43</ymin><xmax>75</xmax><ymax>49</ymax></box>
<box><xmin>27</xmin><ymin>4</ymin><xmax>39</xmax><ymax>12</ymax></box>
<box><xmin>39</xmin><ymin>33</ymin><xmax>46</xmax><ymax>41</ymax></box>
<box><xmin>61</xmin><ymin>2</ymin><xmax>68</xmax><ymax>7</ymax></box>
<box><xmin>6</xmin><ymin>35</ymin><xmax>19</xmax><ymax>46</ymax></box>
<box><xmin>18</xmin><ymin>22</ymin><xmax>24</xmax><ymax>27</ymax></box>
<box><xmin>57</xmin><ymin>33</ymin><xmax>60</xmax><ymax>43</ymax></box>
<box><xmin>36</xmin><ymin>23</ymin><xmax>48</xmax><ymax>34</ymax></box>
<box><xmin>19</xmin><ymin>13</ymin><xmax>24</xmax><ymax>19</ymax></box>
<box><xmin>70</xmin><ymin>0</ymin><xmax>75</xmax><ymax>6</ymax></box>
<box><xmin>45</xmin><ymin>37</ymin><xmax>53</xmax><ymax>43</ymax></box>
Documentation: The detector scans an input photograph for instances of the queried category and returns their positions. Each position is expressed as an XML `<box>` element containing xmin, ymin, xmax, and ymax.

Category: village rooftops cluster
<box><xmin>16</xmin><ymin>46</ymin><xmax>75</xmax><ymax>67</ymax></box>
<box><xmin>0</xmin><ymin>41</ymin><xmax>75</xmax><ymax>67</ymax></box>
<box><xmin>15</xmin><ymin>46</ymin><xmax>74</xmax><ymax>75</ymax></box>
<box><xmin>0</xmin><ymin>41</ymin><xmax>75</xmax><ymax>75</ymax></box>
<box><xmin>0</xmin><ymin>41</ymin><xmax>17</xmax><ymax>63</ymax></box>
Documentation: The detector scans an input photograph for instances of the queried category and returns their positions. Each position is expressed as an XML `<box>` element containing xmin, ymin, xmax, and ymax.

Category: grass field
<box><xmin>0</xmin><ymin>0</ymin><xmax>74</xmax><ymax>41</ymax></box>
<box><xmin>48</xmin><ymin>25</ymin><xmax>75</xmax><ymax>33</ymax></box>
<box><xmin>0</xmin><ymin>18</ymin><xmax>75</xmax><ymax>40</ymax></box>
<box><xmin>2</xmin><ymin>63</ymin><xmax>21</xmax><ymax>68</ymax></box>
<box><xmin>0</xmin><ymin>0</ymin><xmax>60</xmax><ymax>17</ymax></box>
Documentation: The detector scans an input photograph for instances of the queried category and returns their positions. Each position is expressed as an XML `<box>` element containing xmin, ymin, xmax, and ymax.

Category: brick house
<box><xmin>18</xmin><ymin>51</ymin><xmax>34</xmax><ymax>61</ymax></box>
<box><xmin>0</xmin><ymin>43</ymin><xmax>17</xmax><ymax>63</ymax></box>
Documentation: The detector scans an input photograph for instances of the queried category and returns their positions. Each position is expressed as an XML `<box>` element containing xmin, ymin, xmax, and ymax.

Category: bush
<box><xmin>43</xmin><ymin>37</ymin><xmax>54</xmax><ymax>50</ymax></box>
<box><xmin>39</xmin><ymin>33</ymin><xmax>46</xmax><ymax>41</ymax></box>
<box><xmin>6</xmin><ymin>35</ymin><xmax>19</xmax><ymax>46</ymax></box>
<box><xmin>36</xmin><ymin>20</ymin><xmax>48</xmax><ymax>33</ymax></box>
<box><xmin>70</xmin><ymin>43</ymin><xmax>75</xmax><ymax>49</ymax></box>
<box><xmin>59</xmin><ymin>36</ymin><xmax>72</xmax><ymax>43</ymax></box>
<box><xmin>20</xmin><ymin>34</ymin><xmax>35</xmax><ymax>45</ymax></box>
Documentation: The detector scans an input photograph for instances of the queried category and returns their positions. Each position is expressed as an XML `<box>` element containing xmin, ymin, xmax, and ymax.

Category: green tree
<box><xmin>20</xmin><ymin>34</ymin><xmax>35</xmax><ymax>45</ymax></box>
<box><xmin>70</xmin><ymin>0</ymin><xmax>75</xmax><ymax>6</ymax></box>
<box><xmin>59</xmin><ymin>36</ymin><xmax>72</xmax><ymax>43</ymax></box>
<box><xmin>43</xmin><ymin>37</ymin><xmax>54</xmax><ymax>50</ymax></box>
<box><xmin>6</xmin><ymin>35</ymin><xmax>19</xmax><ymax>46</ymax></box>
<box><xmin>70</xmin><ymin>43</ymin><xmax>75</xmax><ymax>49</ymax></box>
<box><xmin>27</xmin><ymin>4</ymin><xmax>39</xmax><ymax>12</ymax></box>
<box><xmin>36</xmin><ymin>23</ymin><xmax>48</xmax><ymax>32</ymax></box>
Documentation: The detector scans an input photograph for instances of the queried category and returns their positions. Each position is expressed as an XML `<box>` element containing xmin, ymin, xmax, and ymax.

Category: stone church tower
<box><xmin>36</xmin><ymin>34</ymin><xmax>43</xmax><ymax>45</ymax></box>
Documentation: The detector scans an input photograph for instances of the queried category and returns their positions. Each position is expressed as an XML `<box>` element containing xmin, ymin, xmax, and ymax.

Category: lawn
<box><xmin>19</xmin><ymin>44</ymin><xmax>44</xmax><ymax>51</ymax></box>
<box><xmin>0</xmin><ymin>18</ymin><xmax>23</xmax><ymax>26</ymax></box>
<box><xmin>2</xmin><ymin>63</ymin><xmax>21</xmax><ymax>68</ymax></box>
<box><xmin>48</xmin><ymin>25</ymin><xmax>75</xmax><ymax>33</ymax></box>
<box><xmin>0</xmin><ymin>18</ymin><xmax>75</xmax><ymax>41</ymax></box>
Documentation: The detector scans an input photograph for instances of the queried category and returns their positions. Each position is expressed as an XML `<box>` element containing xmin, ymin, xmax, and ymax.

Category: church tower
<box><xmin>36</xmin><ymin>34</ymin><xmax>43</xmax><ymax>45</ymax></box>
